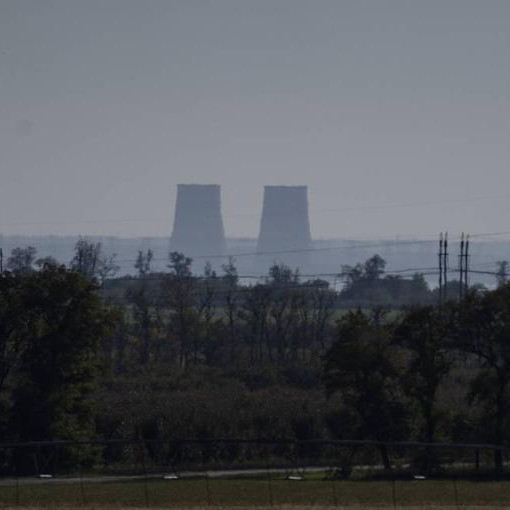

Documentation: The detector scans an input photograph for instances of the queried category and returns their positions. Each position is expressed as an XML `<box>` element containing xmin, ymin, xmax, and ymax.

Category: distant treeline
<box><xmin>1</xmin><ymin>240</ymin><xmax>510</xmax><ymax>475</ymax></box>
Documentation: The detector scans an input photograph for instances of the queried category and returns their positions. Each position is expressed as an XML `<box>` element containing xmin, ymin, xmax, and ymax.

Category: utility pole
<box><xmin>0</xmin><ymin>248</ymin><xmax>3</xmax><ymax>275</ymax></box>
<box><xmin>459</xmin><ymin>233</ymin><xmax>465</xmax><ymax>301</ymax></box>
<box><xmin>438</xmin><ymin>233</ymin><xmax>443</xmax><ymax>305</ymax></box>
<box><xmin>464</xmin><ymin>234</ymin><xmax>469</xmax><ymax>294</ymax></box>
<box><xmin>443</xmin><ymin>232</ymin><xmax>449</xmax><ymax>302</ymax></box>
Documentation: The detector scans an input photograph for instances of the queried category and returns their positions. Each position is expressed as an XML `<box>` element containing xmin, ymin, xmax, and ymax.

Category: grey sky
<box><xmin>1</xmin><ymin>0</ymin><xmax>509</xmax><ymax>239</ymax></box>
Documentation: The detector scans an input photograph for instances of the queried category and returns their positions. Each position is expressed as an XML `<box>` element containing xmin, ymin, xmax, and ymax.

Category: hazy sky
<box><xmin>1</xmin><ymin>0</ymin><xmax>509</xmax><ymax>239</ymax></box>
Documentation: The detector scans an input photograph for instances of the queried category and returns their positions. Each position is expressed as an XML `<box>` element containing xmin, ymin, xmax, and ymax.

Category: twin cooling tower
<box><xmin>170</xmin><ymin>184</ymin><xmax>226</xmax><ymax>257</ymax></box>
<box><xmin>256</xmin><ymin>186</ymin><xmax>311</xmax><ymax>269</ymax></box>
<box><xmin>170</xmin><ymin>184</ymin><xmax>311</xmax><ymax>268</ymax></box>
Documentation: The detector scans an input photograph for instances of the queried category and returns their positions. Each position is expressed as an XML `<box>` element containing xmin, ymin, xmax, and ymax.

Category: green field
<box><xmin>2</xmin><ymin>478</ymin><xmax>510</xmax><ymax>508</ymax></box>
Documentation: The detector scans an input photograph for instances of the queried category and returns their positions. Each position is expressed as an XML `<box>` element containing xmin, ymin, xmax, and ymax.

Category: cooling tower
<box><xmin>170</xmin><ymin>184</ymin><xmax>226</xmax><ymax>259</ymax></box>
<box><xmin>256</xmin><ymin>186</ymin><xmax>312</xmax><ymax>271</ymax></box>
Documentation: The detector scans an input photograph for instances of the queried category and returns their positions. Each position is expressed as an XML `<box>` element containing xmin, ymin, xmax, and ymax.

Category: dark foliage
<box><xmin>3</xmin><ymin>243</ymin><xmax>510</xmax><ymax>477</ymax></box>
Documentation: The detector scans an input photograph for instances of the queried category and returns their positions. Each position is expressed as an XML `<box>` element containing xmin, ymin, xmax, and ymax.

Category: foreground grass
<box><xmin>3</xmin><ymin>508</ymin><xmax>510</xmax><ymax>510</ymax></box>
<box><xmin>2</xmin><ymin>479</ymin><xmax>510</xmax><ymax>508</ymax></box>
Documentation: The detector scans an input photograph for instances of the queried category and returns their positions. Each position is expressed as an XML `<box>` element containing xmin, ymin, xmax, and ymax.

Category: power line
<box><xmin>115</xmin><ymin>238</ymin><xmax>438</xmax><ymax>261</ymax></box>
<box><xmin>2</xmin><ymin>229</ymin><xmax>510</xmax><ymax>263</ymax></box>
<box><xmin>104</xmin><ymin>267</ymin><xmax>482</xmax><ymax>284</ymax></box>
<box><xmin>1</xmin><ymin>231</ymin><xmax>508</xmax><ymax>281</ymax></box>
<box><xmin>1</xmin><ymin>193</ymin><xmax>509</xmax><ymax>227</ymax></box>
<box><xmin>0</xmin><ymin>237</ymin><xmax>437</xmax><ymax>263</ymax></box>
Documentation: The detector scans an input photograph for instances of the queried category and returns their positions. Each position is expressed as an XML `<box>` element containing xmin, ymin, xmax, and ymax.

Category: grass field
<box><xmin>2</xmin><ymin>478</ymin><xmax>510</xmax><ymax>508</ymax></box>
<box><xmin>1</xmin><ymin>507</ymin><xmax>510</xmax><ymax>510</ymax></box>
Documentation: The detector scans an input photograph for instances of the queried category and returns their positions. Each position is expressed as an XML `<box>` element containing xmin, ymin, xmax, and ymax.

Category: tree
<box><xmin>339</xmin><ymin>254</ymin><xmax>387</xmax><ymax>299</ymax></box>
<box><xmin>7</xmin><ymin>265</ymin><xmax>116</xmax><ymax>458</ymax></box>
<box><xmin>363</xmin><ymin>254</ymin><xmax>386</xmax><ymax>281</ymax></box>
<box><xmin>0</xmin><ymin>275</ymin><xmax>30</xmax><ymax>402</ymax></box>
<box><xmin>168</xmin><ymin>251</ymin><xmax>192</xmax><ymax>278</ymax></box>
<box><xmin>303</xmin><ymin>284</ymin><xmax>336</xmax><ymax>359</ymax></box>
<box><xmin>162</xmin><ymin>252</ymin><xmax>198</xmax><ymax>367</ymax></box>
<box><xmin>199</xmin><ymin>262</ymin><xmax>221</xmax><ymax>365</ymax></box>
<box><xmin>394</xmin><ymin>306</ymin><xmax>452</xmax><ymax>443</ymax></box>
<box><xmin>339</xmin><ymin>263</ymin><xmax>364</xmax><ymax>290</ymax></box>
<box><xmin>70</xmin><ymin>238</ymin><xmax>101</xmax><ymax>278</ymax></box>
<box><xmin>268</xmin><ymin>282</ymin><xmax>300</xmax><ymax>364</ymax></box>
<box><xmin>340</xmin><ymin>254</ymin><xmax>386</xmax><ymax>289</ymax></box>
<box><xmin>496</xmin><ymin>261</ymin><xmax>508</xmax><ymax>288</ymax></box>
<box><xmin>134</xmin><ymin>249</ymin><xmax>154</xmax><ymax>277</ymax></box>
<box><xmin>323</xmin><ymin>310</ymin><xmax>408</xmax><ymax>470</ymax></box>
<box><xmin>222</xmin><ymin>257</ymin><xmax>239</xmax><ymax>363</ymax></box>
<box><xmin>126</xmin><ymin>250</ymin><xmax>156</xmax><ymax>365</ymax></box>
<box><xmin>394</xmin><ymin>306</ymin><xmax>453</xmax><ymax>473</ymax></box>
<box><xmin>267</xmin><ymin>264</ymin><xmax>299</xmax><ymax>286</ymax></box>
<box><xmin>35</xmin><ymin>256</ymin><xmax>59</xmax><ymax>269</ymax></box>
<box><xmin>411</xmin><ymin>273</ymin><xmax>428</xmax><ymax>293</ymax></box>
<box><xmin>242</xmin><ymin>284</ymin><xmax>271</xmax><ymax>364</ymax></box>
<box><xmin>6</xmin><ymin>246</ymin><xmax>37</xmax><ymax>273</ymax></box>
<box><xmin>71</xmin><ymin>238</ymin><xmax>119</xmax><ymax>284</ymax></box>
<box><xmin>97</xmin><ymin>253</ymin><xmax>120</xmax><ymax>284</ymax></box>
<box><xmin>264</xmin><ymin>264</ymin><xmax>303</xmax><ymax>363</ymax></box>
<box><xmin>451</xmin><ymin>285</ymin><xmax>510</xmax><ymax>474</ymax></box>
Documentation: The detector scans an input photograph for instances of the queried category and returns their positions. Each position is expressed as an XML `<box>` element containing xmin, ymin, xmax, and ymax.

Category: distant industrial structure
<box><xmin>168</xmin><ymin>184</ymin><xmax>312</xmax><ymax>271</ymax></box>
<box><xmin>170</xmin><ymin>184</ymin><xmax>226</xmax><ymax>258</ymax></box>
<box><xmin>256</xmin><ymin>185</ymin><xmax>312</xmax><ymax>271</ymax></box>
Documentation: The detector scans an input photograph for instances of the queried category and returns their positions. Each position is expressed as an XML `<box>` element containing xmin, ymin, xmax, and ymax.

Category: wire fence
<box><xmin>1</xmin><ymin>438</ymin><xmax>510</xmax><ymax>507</ymax></box>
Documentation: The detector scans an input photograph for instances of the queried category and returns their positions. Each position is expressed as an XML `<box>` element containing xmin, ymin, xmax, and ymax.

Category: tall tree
<box><xmin>8</xmin><ymin>265</ymin><xmax>116</xmax><ymax>452</ymax></box>
<box><xmin>394</xmin><ymin>306</ymin><xmax>452</xmax><ymax>443</ymax></box>
<box><xmin>394</xmin><ymin>306</ymin><xmax>453</xmax><ymax>472</ymax></box>
<box><xmin>126</xmin><ymin>250</ymin><xmax>156</xmax><ymax>365</ymax></box>
<box><xmin>199</xmin><ymin>262</ymin><xmax>220</xmax><ymax>365</ymax></box>
<box><xmin>363</xmin><ymin>254</ymin><xmax>386</xmax><ymax>281</ymax></box>
<box><xmin>134</xmin><ymin>249</ymin><xmax>154</xmax><ymax>277</ymax></box>
<box><xmin>242</xmin><ymin>284</ymin><xmax>271</xmax><ymax>364</ymax></box>
<box><xmin>162</xmin><ymin>252</ymin><xmax>197</xmax><ymax>368</ymax></box>
<box><xmin>6</xmin><ymin>246</ymin><xmax>37</xmax><ymax>273</ymax></box>
<box><xmin>0</xmin><ymin>275</ymin><xmax>30</xmax><ymax>402</ymax></box>
<box><xmin>222</xmin><ymin>257</ymin><xmax>239</xmax><ymax>364</ymax></box>
<box><xmin>452</xmin><ymin>285</ymin><xmax>510</xmax><ymax>474</ymax></box>
<box><xmin>304</xmin><ymin>283</ymin><xmax>335</xmax><ymax>359</ymax></box>
<box><xmin>323</xmin><ymin>310</ymin><xmax>408</xmax><ymax>470</ymax></box>
<box><xmin>496</xmin><ymin>261</ymin><xmax>508</xmax><ymax>288</ymax></box>
<box><xmin>71</xmin><ymin>237</ymin><xmax>119</xmax><ymax>284</ymax></box>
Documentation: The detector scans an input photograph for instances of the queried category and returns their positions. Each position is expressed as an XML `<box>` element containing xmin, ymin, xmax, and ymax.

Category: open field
<box><xmin>2</xmin><ymin>507</ymin><xmax>510</xmax><ymax>510</ymax></box>
<box><xmin>2</xmin><ymin>479</ymin><xmax>510</xmax><ymax>508</ymax></box>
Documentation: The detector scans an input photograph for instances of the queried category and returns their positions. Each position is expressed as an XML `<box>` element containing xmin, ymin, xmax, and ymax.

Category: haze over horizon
<box><xmin>1</xmin><ymin>0</ymin><xmax>510</xmax><ymax>240</ymax></box>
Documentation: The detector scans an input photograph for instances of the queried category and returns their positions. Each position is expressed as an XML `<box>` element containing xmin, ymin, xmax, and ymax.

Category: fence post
<box><xmin>205</xmin><ymin>471</ymin><xmax>211</xmax><ymax>507</ymax></box>
<box><xmin>54</xmin><ymin>444</ymin><xmax>60</xmax><ymax>507</ymax></box>
<box><xmin>329</xmin><ymin>462</ymin><xmax>338</xmax><ymax>507</ymax></box>
<box><xmin>15</xmin><ymin>448</ymin><xmax>20</xmax><ymax>508</ymax></box>
<box><xmin>16</xmin><ymin>473</ymin><xmax>19</xmax><ymax>508</ymax></box>
<box><xmin>265</xmin><ymin>446</ymin><xmax>274</xmax><ymax>507</ymax></box>
<box><xmin>79</xmin><ymin>464</ymin><xmax>86</xmax><ymax>506</ymax></box>
<box><xmin>391</xmin><ymin>475</ymin><xmax>397</xmax><ymax>510</ymax></box>
<box><xmin>201</xmin><ymin>442</ymin><xmax>212</xmax><ymax>507</ymax></box>
<box><xmin>452</xmin><ymin>477</ymin><xmax>459</xmax><ymax>510</ymax></box>
<box><xmin>141</xmin><ymin>443</ymin><xmax>149</xmax><ymax>507</ymax></box>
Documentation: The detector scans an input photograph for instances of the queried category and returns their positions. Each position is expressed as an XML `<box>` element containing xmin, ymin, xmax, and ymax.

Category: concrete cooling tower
<box><xmin>256</xmin><ymin>185</ymin><xmax>312</xmax><ymax>271</ymax></box>
<box><xmin>170</xmin><ymin>184</ymin><xmax>226</xmax><ymax>259</ymax></box>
